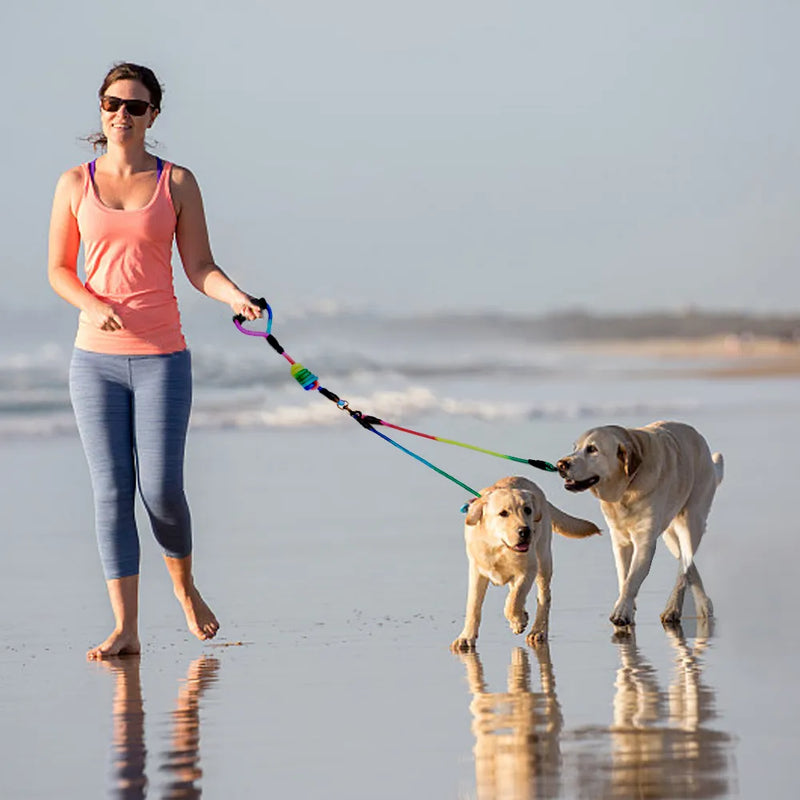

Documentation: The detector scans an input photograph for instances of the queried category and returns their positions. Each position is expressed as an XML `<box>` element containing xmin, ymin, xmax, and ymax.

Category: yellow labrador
<box><xmin>451</xmin><ymin>476</ymin><xmax>599</xmax><ymax>651</ymax></box>
<box><xmin>556</xmin><ymin>421</ymin><xmax>723</xmax><ymax>627</ymax></box>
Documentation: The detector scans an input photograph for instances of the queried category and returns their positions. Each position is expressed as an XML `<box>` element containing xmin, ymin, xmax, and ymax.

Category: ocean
<box><xmin>0</xmin><ymin>304</ymin><xmax>766</xmax><ymax>442</ymax></box>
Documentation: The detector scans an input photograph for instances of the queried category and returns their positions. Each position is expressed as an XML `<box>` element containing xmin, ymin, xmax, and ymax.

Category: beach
<box><xmin>2</xmin><ymin>322</ymin><xmax>800</xmax><ymax>799</ymax></box>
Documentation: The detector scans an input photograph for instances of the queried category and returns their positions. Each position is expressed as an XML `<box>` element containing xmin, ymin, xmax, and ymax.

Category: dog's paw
<box><xmin>610</xmin><ymin>615</ymin><xmax>634</xmax><ymax>628</ymax></box>
<box><xmin>450</xmin><ymin>636</ymin><xmax>477</xmax><ymax>653</ymax></box>
<box><xmin>660</xmin><ymin>607</ymin><xmax>682</xmax><ymax>625</ymax></box>
<box><xmin>526</xmin><ymin>628</ymin><xmax>548</xmax><ymax>647</ymax></box>
<box><xmin>507</xmin><ymin>611</ymin><xmax>529</xmax><ymax>635</ymax></box>
<box><xmin>610</xmin><ymin>603</ymin><xmax>635</xmax><ymax>628</ymax></box>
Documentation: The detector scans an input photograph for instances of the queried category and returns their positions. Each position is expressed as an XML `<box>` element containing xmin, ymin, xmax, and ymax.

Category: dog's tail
<box><xmin>712</xmin><ymin>452</ymin><xmax>724</xmax><ymax>486</ymax></box>
<box><xmin>548</xmin><ymin>503</ymin><xmax>601</xmax><ymax>539</ymax></box>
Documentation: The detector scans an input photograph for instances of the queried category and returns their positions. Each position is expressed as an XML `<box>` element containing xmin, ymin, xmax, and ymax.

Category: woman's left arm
<box><xmin>172</xmin><ymin>165</ymin><xmax>262</xmax><ymax>320</ymax></box>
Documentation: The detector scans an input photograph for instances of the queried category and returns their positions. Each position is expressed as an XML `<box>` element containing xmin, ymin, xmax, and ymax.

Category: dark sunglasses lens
<box><xmin>125</xmin><ymin>100</ymin><xmax>150</xmax><ymax>116</ymax></box>
<box><xmin>100</xmin><ymin>97</ymin><xmax>150</xmax><ymax>116</ymax></box>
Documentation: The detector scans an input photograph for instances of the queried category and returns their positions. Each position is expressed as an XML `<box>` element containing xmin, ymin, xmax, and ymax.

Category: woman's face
<box><xmin>100</xmin><ymin>79</ymin><xmax>158</xmax><ymax>147</ymax></box>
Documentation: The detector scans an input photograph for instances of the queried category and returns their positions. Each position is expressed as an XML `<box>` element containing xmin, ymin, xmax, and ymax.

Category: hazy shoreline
<box><xmin>567</xmin><ymin>333</ymin><xmax>800</xmax><ymax>377</ymax></box>
<box><xmin>400</xmin><ymin>308</ymin><xmax>800</xmax><ymax>341</ymax></box>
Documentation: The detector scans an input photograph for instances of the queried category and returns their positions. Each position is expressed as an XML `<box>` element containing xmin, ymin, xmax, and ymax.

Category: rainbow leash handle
<box><xmin>233</xmin><ymin>298</ymin><xmax>557</xmax><ymax>499</ymax></box>
<box><xmin>233</xmin><ymin>301</ymin><xmax>320</xmax><ymax>390</ymax></box>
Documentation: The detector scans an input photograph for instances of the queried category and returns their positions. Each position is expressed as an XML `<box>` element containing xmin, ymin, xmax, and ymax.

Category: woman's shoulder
<box><xmin>168</xmin><ymin>162</ymin><xmax>199</xmax><ymax>187</ymax></box>
<box><xmin>167</xmin><ymin>162</ymin><xmax>203</xmax><ymax>212</ymax></box>
<box><xmin>52</xmin><ymin>164</ymin><xmax>88</xmax><ymax>207</ymax></box>
<box><xmin>56</xmin><ymin>164</ymin><xmax>87</xmax><ymax>187</ymax></box>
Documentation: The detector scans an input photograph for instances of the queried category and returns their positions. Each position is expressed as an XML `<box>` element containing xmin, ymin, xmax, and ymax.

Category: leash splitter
<box><xmin>234</xmin><ymin>298</ymin><xmax>557</xmax><ymax>500</ymax></box>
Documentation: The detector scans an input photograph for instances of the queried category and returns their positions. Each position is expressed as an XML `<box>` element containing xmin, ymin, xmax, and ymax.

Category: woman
<box><xmin>48</xmin><ymin>62</ymin><xmax>262</xmax><ymax>659</ymax></box>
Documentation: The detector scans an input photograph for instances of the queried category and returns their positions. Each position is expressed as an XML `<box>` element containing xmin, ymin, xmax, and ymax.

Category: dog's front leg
<box><xmin>610</xmin><ymin>533</ymin><xmax>657</xmax><ymax>627</ymax></box>
<box><xmin>505</xmin><ymin>573</ymin><xmax>533</xmax><ymax>636</ymax></box>
<box><xmin>451</xmin><ymin>564</ymin><xmax>489</xmax><ymax>652</ymax></box>
<box><xmin>527</xmin><ymin>566</ymin><xmax>552</xmax><ymax>646</ymax></box>
<box><xmin>611</xmin><ymin>532</ymin><xmax>633</xmax><ymax>598</ymax></box>
<box><xmin>525</xmin><ymin>540</ymin><xmax>553</xmax><ymax>646</ymax></box>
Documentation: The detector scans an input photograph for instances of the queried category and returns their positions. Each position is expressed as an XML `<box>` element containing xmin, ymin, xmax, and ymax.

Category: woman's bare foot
<box><xmin>176</xmin><ymin>586</ymin><xmax>219</xmax><ymax>641</ymax></box>
<box><xmin>88</xmin><ymin>575</ymin><xmax>141</xmax><ymax>660</ymax></box>
<box><xmin>164</xmin><ymin>555</ymin><xmax>219</xmax><ymax>641</ymax></box>
<box><xmin>87</xmin><ymin>629</ymin><xmax>141</xmax><ymax>660</ymax></box>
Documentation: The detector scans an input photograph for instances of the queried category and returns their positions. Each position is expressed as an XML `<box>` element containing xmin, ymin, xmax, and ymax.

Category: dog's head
<box><xmin>465</xmin><ymin>482</ymin><xmax>544</xmax><ymax>554</ymax></box>
<box><xmin>556</xmin><ymin>425</ymin><xmax>642</xmax><ymax>503</ymax></box>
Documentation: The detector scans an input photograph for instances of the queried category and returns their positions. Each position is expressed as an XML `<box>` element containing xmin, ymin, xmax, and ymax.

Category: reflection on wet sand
<box><xmin>458</xmin><ymin>645</ymin><xmax>563</xmax><ymax>799</ymax></box>
<box><xmin>98</xmin><ymin>655</ymin><xmax>220</xmax><ymax>799</ymax></box>
<box><xmin>105</xmin><ymin>656</ymin><xmax>147</xmax><ymax>798</ymax></box>
<box><xmin>574</xmin><ymin>621</ymin><xmax>736</xmax><ymax>799</ymax></box>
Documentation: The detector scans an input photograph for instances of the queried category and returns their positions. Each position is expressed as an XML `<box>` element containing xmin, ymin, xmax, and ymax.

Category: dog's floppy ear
<box><xmin>617</xmin><ymin>438</ymin><xmax>642</xmax><ymax>479</ymax></box>
<box><xmin>465</xmin><ymin>495</ymin><xmax>486</xmax><ymax>526</ymax></box>
<box><xmin>522</xmin><ymin>488</ymin><xmax>543</xmax><ymax>523</ymax></box>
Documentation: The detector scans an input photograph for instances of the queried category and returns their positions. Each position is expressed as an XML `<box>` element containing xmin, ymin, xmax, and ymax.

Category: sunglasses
<box><xmin>100</xmin><ymin>95</ymin><xmax>155</xmax><ymax>116</ymax></box>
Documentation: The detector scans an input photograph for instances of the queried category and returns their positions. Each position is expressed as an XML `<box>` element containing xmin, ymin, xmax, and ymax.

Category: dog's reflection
<box><xmin>98</xmin><ymin>655</ymin><xmax>220</xmax><ymax>799</ymax></box>
<box><xmin>457</xmin><ymin>645</ymin><xmax>563</xmax><ymax>799</ymax></box>
<box><xmin>598</xmin><ymin>621</ymin><xmax>734</xmax><ymax>799</ymax></box>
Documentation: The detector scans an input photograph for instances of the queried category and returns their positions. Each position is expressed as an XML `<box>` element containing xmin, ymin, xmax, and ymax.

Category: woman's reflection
<box><xmin>457</xmin><ymin>645</ymin><xmax>563</xmax><ymax>799</ymax></box>
<box><xmin>104</xmin><ymin>656</ymin><xmax>147</xmax><ymax>798</ymax></box>
<box><xmin>97</xmin><ymin>655</ymin><xmax>220</xmax><ymax>799</ymax></box>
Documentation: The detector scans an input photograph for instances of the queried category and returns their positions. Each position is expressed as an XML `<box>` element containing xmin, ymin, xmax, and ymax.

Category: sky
<box><xmin>5</xmin><ymin>0</ymin><xmax>800</xmax><ymax>318</ymax></box>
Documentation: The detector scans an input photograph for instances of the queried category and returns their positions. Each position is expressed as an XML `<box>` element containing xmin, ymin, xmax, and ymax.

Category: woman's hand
<box><xmin>230</xmin><ymin>293</ymin><xmax>263</xmax><ymax>321</ymax></box>
<box><xmin>82</xmin><ymin>298</ymin><xmax>124</xmax><ymax>331</ymax></box>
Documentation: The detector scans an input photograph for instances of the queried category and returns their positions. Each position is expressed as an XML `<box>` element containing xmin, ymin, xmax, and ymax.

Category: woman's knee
<box><xmin>140</xmin><ymin>477</ymin><xmax>189</xmax><ymax>524</ymax></box>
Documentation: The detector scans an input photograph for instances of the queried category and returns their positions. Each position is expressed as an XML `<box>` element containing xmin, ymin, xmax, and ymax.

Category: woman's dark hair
<box><xmin>86</xmin><ymin>62</ymin><xmax>164</xmax><ymax>151</ymax></box>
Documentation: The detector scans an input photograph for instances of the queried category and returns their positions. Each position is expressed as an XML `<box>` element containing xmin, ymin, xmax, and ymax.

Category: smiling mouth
<box><xmin>564</xmin><ymin>476</ymin><xmax>600</xmax><ymax>492</ymax></box>
<box><xmin>505</xmin><ymin>542</ymin><xmax>530</xmax><ymax>553</ymax></box>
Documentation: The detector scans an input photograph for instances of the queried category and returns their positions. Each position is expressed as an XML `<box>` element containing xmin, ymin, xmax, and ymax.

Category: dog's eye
<box><xmin>499</xmin><ymin>510</ymin><xmax>510</xmax><ymax>517</ymax></box>
<box><xmin>523</xmin><ymin>506</ymin><xmax>532</xmax><ymax>516</ymax></box>
<box><xmin>586</xmin><ymin>444</ymin><xmax>598</xmax><ymax>454</ymax></box>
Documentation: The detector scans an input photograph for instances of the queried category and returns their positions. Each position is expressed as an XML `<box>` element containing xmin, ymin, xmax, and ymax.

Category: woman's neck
<box><xmin>99</xmin><ymin>145</ymin><xmax>155</xmax><ymax>176</ymax></box>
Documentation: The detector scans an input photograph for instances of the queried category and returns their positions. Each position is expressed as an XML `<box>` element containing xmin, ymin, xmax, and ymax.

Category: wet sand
<box><xmin>2</xmin><ymin>363</ymin><xmax>800</xmax><ymax>798</ymax></box>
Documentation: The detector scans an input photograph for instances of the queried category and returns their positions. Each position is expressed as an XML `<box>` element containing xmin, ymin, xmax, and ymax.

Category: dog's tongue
<box><xmin>511</xmin><ymin>543</ymin><xmax>529</xmax><ymax>553</ymax></box>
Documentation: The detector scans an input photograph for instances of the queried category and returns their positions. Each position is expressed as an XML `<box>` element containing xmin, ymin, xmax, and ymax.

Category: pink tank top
<box><xmin>74</xmin><ymin>159</ymin><xmax>187</xmax><ymax>355</ymax></box>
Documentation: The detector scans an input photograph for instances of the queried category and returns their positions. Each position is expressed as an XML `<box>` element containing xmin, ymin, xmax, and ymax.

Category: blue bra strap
<box><xmin>89</xmin><ymin>159</ymin><xmax>96</xmax><ymax>181</ymax></box>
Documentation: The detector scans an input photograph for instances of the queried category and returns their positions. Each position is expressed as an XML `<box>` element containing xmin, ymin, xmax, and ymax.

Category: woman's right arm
<box><xmin>48</xmin><ymin>168</ymin><xmax>123</xmax><ymax>331</ymax></box>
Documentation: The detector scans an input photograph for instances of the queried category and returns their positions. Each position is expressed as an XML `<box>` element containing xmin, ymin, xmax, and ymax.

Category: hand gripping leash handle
<box><xmin>233</xmin><ymin>297</ymin><xmax>271</xmax><ymax>332</ymax></box>
<box><xmin>232</xmin><ymin>298</ymin><xmax>319</xmax><ymax>390</ymax></box>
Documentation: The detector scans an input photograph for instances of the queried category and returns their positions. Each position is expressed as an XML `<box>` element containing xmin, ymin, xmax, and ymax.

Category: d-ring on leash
<box><xmin>233</xmin><ymin>298</ymin><xmax>558</xmax><ymax>500</ymax></box>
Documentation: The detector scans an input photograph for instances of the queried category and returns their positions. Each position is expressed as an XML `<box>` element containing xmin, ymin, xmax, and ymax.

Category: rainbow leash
<box><xmin>359</xmin><ymin>418</ymin><xmax>557</xmax><ymax>474</ymax></box>
<box><xmin>233</xmin><ymin>299</ymin><xmax>557</xmax><ymax>498</ymax></box>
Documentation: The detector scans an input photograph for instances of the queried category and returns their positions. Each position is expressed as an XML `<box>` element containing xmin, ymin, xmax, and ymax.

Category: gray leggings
<box><xmin>69</xmin><ymin>348</ymin><xmax>193</xmax><ymax>579</ymax></box>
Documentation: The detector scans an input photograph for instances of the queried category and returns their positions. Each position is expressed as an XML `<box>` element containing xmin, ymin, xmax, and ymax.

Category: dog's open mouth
<box><xmin>564</xmin><ymin>475</ymin><xmax>600</xmax><ymax>493</ymax></box>
<box><xmin>505</xmin><ymin>542</ymin><xmax>530</xmax><ymax>553</ymax></box>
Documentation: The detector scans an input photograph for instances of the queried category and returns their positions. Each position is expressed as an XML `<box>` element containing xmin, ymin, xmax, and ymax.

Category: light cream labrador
<box><xmin>451</xmin><ymin>476</ymin><xmax>600</xmax><ymax>651</ymax></box>
<box><xmin>556</xmin><ymin>421</ymin><xmax>723</xmax><ymax>627</ymax></box>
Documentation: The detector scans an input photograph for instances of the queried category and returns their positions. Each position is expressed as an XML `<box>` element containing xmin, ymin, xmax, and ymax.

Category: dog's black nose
<box><xmin>556</xmin><ymin>458</ymin><xmax>570</xmax><ymax>476</ymax></box>
<box><xmin>517</xmin><ymin>526</ymin><xmax>531</xmax><ymax>542</ymax></box>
